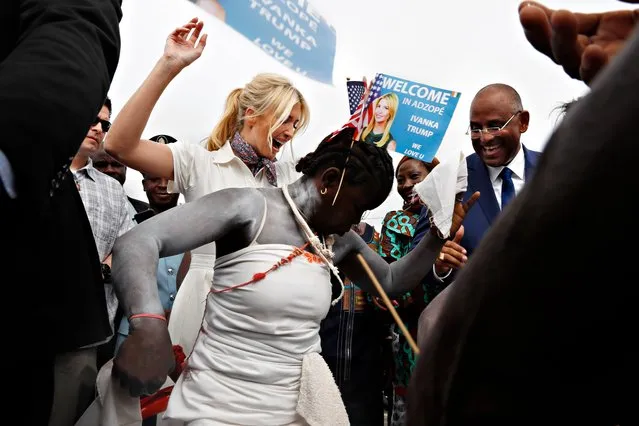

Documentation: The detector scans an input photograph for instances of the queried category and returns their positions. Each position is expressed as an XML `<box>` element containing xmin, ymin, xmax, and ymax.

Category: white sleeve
<box><xmin>167</xmin><ymin>141</ymin><xmax>197</xmax><ymax>194</ymax></box>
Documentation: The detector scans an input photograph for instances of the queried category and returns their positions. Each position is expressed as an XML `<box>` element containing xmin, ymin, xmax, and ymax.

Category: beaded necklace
<box><xmin>282</xmin><ymin>184</ymin><xmax>345</xmax><ymax>306</ymax></box>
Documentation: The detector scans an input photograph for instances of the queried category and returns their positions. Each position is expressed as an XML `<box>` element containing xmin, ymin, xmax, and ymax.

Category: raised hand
<box><xmin>450</xmin><ymin>191</ymin><xmax>480</xmax><ymax>237</ymax></box>
<box><xmin>164</xmin><ymin>18</ymin><xmax>208</xmax><ymax>71</ymax></box>
<box><xmin>435</xmin><ymin>225</ymin><xmax>467</xmax><ymax>275</ymax></box>
<box><xmin>518</xmin><ymin>1</ymin><xmax>639</xmax><ymax>85</ymax></box>
<box><xmin>112</xmin><ymin>317</ymin><xmax>175</xmax><ymax>397</ymax></box>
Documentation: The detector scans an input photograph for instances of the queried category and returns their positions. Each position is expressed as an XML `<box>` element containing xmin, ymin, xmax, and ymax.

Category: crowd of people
<box><xmin>2</xmin><ymin>0</ymin><xmax>637</xmax><ymax>425</ymax></box>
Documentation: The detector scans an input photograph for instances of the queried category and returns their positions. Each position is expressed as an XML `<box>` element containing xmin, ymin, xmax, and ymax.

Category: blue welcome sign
<box><xmin>363</xmin><ymin>73</ymin><xmax>461</xmax><ymax>162</ymax></box>
<box><xmin>197</xmin><ymin>0</ymin><xmax>337</xmax><ymax>84</ymax></box>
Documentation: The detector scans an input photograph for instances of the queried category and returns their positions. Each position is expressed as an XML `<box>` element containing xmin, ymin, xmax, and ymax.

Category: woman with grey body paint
<box><xmin>111</xmin><ymin>127</ymin><xmax>479</xmax><ymax>425</ymax></box>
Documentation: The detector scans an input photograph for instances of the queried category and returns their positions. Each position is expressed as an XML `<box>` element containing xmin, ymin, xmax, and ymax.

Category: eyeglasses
<box><xmin>92</xmin><ymin>117</ymin><xmax>111</xmax><ymax>132</ymax></box>
<box><xmin>466</xmin><ymin>111</ymin><xmax>521</xmax><ymax>139</ymax></box>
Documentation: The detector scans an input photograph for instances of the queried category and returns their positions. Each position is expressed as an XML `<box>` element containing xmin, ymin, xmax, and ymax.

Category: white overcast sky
<box><xmin>112</xmin><ymin>0</ymin><xmax>634</xmax><ymax>227</ymax></box>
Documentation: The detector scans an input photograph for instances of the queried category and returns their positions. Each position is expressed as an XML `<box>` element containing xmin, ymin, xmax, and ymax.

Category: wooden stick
<box><xmin>355</xmin><ymin>253</ymin><xmax>420</xmax><ymax>355</ymax></box>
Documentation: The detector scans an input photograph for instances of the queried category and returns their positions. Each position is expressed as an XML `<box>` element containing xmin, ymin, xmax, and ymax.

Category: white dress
<box><xmin>165</xmin><ymin>230</ymin><xmax>340</xmax><ymax>424</ymax></box>
<box><xmin>166</xmin><ymin>140</ymin><xmax>300</xmax><ymax>356</ymax></box>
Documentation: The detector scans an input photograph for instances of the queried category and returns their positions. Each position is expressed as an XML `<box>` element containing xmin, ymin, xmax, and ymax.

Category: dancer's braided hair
<box><xmin>296</xmin><ymin>127</ymin><xmax>394</xmax><ymax>206</ymax></box>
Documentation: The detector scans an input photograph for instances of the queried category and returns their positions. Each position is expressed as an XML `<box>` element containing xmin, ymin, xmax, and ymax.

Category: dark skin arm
<box><xmin>111</xmin><ymin>188</ymin><xmax>265</xmax><ymax>397</ymax></box>
<box><xmin>334</xmin><ymin>192</ymin><xmax>479</xmax><ymax>297</ymax></box>
<box><xmin>176</xmin><ymin>250</ymin><xmax>191</xmax><ymax>292</ymax></box>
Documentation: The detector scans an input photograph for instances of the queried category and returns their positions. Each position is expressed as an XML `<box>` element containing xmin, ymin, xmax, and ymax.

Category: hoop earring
<box><xmin>320</xmin><ymin>188</ymin><xmax>327</xmax><ymax>195</ymax></box>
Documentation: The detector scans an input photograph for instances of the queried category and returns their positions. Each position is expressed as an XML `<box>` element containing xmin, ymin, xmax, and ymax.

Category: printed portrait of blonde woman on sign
<box><xmin>361</xmin><ymin>92</ymin><xmax>400</xmax><ymax>152</ymax></box>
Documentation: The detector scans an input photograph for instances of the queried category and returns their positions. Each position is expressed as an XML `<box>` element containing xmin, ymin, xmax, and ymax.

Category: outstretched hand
<box><xmin>112</xmin><ymin>317</ymin><xmax>175</xmax><ymax>397</ymax></box>
<box><xmin>163</xmin><ymin>17</ymin><xmax>208</xmax><ymax>71</ymax></box>
<box><xmin>435</xmin><ymin>225</ymin><xmax>467</xmax><ymax>275</ymax></box>
<box><xmin>449</xmin><ymin>191</ymin><xmax>480</xmax><ymax>238</ymax></box>
<box><xmin>518</xmin><ymin>1</ymin><xmax>639</xmax><ymax>85</ymax></box>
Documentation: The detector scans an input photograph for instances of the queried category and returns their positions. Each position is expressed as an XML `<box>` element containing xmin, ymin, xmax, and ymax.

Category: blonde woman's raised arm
<box><xmin>106</xmin><ymin>18</ymin><xmax>207</xmax><ymax>179</ymax></box>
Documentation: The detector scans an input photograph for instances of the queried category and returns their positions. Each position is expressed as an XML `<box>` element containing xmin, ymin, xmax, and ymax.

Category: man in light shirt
<box><xmin>49</xmin><ymin>97</ymin><xmax>134</xmax><ymax>426</ymax></box>
<box><xmin>92</xmin><ymin>147</ymin><xmax>151</xmax><ymax>220</ymax></box>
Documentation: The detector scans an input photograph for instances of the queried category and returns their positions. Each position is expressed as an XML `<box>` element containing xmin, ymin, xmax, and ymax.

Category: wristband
<box><xmin>129</xmin><ymin>313</ymin><xmax>167</xmax><ymax>321</ymax></box>
<box><xmin>432</xmin><ymin>264</ymin><xmax>453</xmax><ymax>282</ymax></box>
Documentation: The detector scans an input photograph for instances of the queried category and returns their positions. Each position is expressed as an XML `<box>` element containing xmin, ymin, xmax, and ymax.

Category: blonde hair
<box><xmin>361</xmin><ymin>92</ymin><xmax>399</xmax><ymax>147</ymax></box>
<box><xmin>207</xmin><ymin>73</ymin><xmax>310</xmax><ymax>151</ymax></box>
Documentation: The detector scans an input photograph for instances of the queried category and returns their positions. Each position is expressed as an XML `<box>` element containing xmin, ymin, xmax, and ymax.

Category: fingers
<box><xmin>464</xmin><ymin>191</ymin><xmax>480</xmax><ymax>212</ymax></box>
<box><xmin>580</xmin><ymin>44</ymin><xmax>608</xmax><ymax>84</ymax></box>
<box><xmin>438</xmin><ymin>249</ymin><xmax>467</xmax><ymax>269</ymax></box>
<box><xmin>438</xmin><ymin>240</ymin><xmax>468</xmax><ymax>270</ymax></box>
<box><xmin>571</xmin><ymin>11</ymin><xmax>603</xmax><ymax>35</ymax></box>
<box><xmin>112</xmin><ymin>366</ymin><xmax>145</xmax><ymax>397</ymax></box>
<box><xmin>199</xmin><ymin>33</ymin><xmax>208</xmax><ymax>50</ymax></box>
<box><xmin>112</xmin><ymin>366</ymin><xmax>169</xmax><ymax>397</ymax></box>
<box><xmin>519</xmin><ymin>2</ymin><xmax>554</xmax><ymax>60</ymax></box>
<box><xmin>173</xmin><ymin>19</ymin><xmax>206</xmax><ymax>45</ymax></box>
<box><xmin>549</xmin><ymin>10</ymin><xmax>583</xmax><ymax>79</ymax></box>
<box><xmin>443</xmin><ymin>241</ymin><xmax>466</xmax><ymax>255</ymax></box>
<box><xmin>518</xmin><ymin>1</ymin><xmax>552</xmax><ymax>14</ymax></box>
<box><xmin>176</xmin><ymin>18</ymin><xmax>199</xmax><ymax>32</ymax></box>
<box><xmin>187</xmin><ymin>20</ymin><xmax>205</xmax><ymax>43</ymax></box>
<box><xmin>453</xmin><ymin>225</ymin><xmax>464</xmax><ymax>243</ymax></box>
<box><xmin>520</xmin><ymin>3</ymin><xmax>605</xmax><ymax>82</ymax></box>
<box><xmin>449</xmin><ymin>194</ymin><xmax>477</xmax><ymax>237</ymax></box>
<box><xmin>172</xmin><ymin>26</ymin><xmax>194</xmax><ymax>39</ymax></box>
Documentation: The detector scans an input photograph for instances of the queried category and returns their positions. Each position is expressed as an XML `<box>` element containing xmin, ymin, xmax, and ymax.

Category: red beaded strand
<box><xmin>210</xmin><ymin>243</ymin><xmax>309</xmax><ymax>295</ymax></box>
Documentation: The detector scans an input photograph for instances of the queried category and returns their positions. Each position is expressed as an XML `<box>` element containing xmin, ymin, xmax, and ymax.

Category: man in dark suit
<box><xmin>0</xmin><ymin>1</ymin><xmax>122</xmax><ymax>423</ymax></box>
<box><xmin>407</xmin><ymin>2</ymin><xmax>638</xmax><ymax>425</ymax></box>
<box><xmin>410</xmin><ymin>84</ymin><xmax>541</xmax><ymax>284</ymax></box>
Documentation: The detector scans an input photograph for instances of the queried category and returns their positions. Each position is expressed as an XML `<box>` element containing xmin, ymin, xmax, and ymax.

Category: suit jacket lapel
<box><xmin>465</xmin><ymin>147</ymin><xmax>539</xmax><ymax>227</ymax></box>
<box><xmin>523</xmin><ymin>145</ymin><xmax>539</xmax><ymax>181</ymax></box>
<box><xmin>467</xmin><ymin>154</ymin><xmax>500</xmax><ymax>225</ymax></box>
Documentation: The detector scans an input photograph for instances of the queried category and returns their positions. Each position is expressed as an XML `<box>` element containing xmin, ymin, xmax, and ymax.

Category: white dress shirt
<box><xmin>486</xmin><ymin>146</ymin><xmax>526</xmax><ymax>209</ymax></box>
<box><xmin>433</xmin><ymin>146</ymin><xmax>528</xmax><ymax>282</ymax></box>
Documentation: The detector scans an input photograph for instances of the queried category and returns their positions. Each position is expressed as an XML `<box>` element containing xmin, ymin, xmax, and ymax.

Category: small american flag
<box><xmin>338</xmin><ymin>94</ymin><xmax>366</xmax><ymax>139</ymax></box>
<box><xmin>347</xmin><ymin>80</ymin><xmax>366</xmax><ymax>115</ymax></box>
<box><xmin>361</xmin><ymin>74</ymin><xmax>384</xmax><ymax>130</ymax></box>
<box><xmin>328</xmin><ymin>75</ymin><xmax>385</xmax><ymax>142</ymax></box>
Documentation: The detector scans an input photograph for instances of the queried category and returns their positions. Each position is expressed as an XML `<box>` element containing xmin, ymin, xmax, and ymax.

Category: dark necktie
<box><xmin>500</xmin><ymin>167</ymin><xmax>515</xmax><ymax>209</ymax></box>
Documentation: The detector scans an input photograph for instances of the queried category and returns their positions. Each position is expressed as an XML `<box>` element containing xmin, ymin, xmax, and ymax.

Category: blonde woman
<box><xmin>360</xmin><ymin>92</ymin><xmax>399</xmax><ymax>151</ymax></box>
<box><xmin>105</xmin><ymin>18</ymin><xmax>310</xmax><ymax>355</ymax></box>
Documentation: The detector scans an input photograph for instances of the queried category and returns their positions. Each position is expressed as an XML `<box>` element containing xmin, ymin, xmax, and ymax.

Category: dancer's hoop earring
<box><xmin>320</xmin><ymin>188</ymin><xmax>328</xmax><ymax>195</ymax></box>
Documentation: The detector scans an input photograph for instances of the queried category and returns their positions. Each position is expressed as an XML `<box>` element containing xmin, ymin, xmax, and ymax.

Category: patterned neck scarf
<box><xmin>230</xmin><ymin>132</ymin><xmax>277</xmax><ymax>186</ymax></box>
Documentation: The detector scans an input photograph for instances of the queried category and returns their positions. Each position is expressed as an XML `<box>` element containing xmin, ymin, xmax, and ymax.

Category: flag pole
<box><xmin>355</xmin><ymin>253</ymin><xmax>421</xmax><ymax>355</ymax></box>
<box><xmin>332</xmin><ymin>77</ymin><xmax>370</xmax><ymax>206</ymax></box>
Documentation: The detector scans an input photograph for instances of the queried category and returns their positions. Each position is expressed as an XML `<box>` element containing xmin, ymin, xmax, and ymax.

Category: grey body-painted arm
<box><xmin>111</xmin><ymin>188</ymin><xmax>264</xmax><ymax>317</ymax></box>
<box><xmin>334</xmin><ymin>228</ymin><xmax>445</xmax><ymax>296</ymax></box>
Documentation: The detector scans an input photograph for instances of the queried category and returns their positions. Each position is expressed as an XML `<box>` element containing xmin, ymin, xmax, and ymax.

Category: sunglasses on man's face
<box><xmin>92</xmin><ymin>117</ymin><xmax>111</xmax><ymax>132</ymax></box>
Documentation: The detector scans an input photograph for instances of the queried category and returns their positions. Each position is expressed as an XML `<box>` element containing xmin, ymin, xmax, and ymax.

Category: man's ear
<box><xmin>519</xmin><ymin>110</ymin><xmax>530</xmax><ymax>133</ymax></box>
